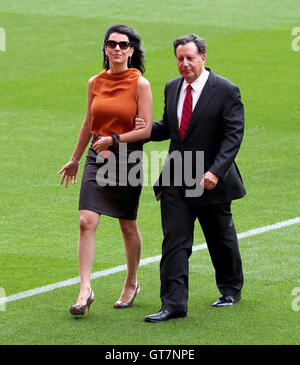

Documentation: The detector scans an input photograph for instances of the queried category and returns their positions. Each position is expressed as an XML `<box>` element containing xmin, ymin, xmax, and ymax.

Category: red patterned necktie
<box><xmin>179</xmin><ymin>84</ymin><xmax>193</xmax><ymax>139</ymax></box>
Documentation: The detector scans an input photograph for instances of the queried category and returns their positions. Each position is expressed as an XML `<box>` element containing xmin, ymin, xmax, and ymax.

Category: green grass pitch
<box><xmin>0</xmin><ymin>0</ymin><xmax>299</xmax><ymax>346</ymax></box>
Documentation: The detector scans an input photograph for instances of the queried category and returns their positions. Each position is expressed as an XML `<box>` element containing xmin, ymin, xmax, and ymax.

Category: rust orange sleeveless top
<box><xmin>90</xmin><ymin>68</ymin><xmax>142</xmax><ymax>136</ymax></box>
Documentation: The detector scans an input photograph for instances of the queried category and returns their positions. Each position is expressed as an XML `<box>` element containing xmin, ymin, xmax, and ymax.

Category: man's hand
<box><xmin>200</xmin><ymin>171</ymin><xmax>219</xmax><ymax>190</ymax></box>
<box><xmin>133</xmin><ymin>116</ymin><xmax>147</xmax><ymax>130</ymax></box>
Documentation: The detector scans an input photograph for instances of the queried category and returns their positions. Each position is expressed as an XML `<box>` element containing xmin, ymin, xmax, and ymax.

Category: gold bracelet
<box><xmin>71</xmin><ymin>157</ymin><xmax>80</xmax><ymax>165</ymax></box>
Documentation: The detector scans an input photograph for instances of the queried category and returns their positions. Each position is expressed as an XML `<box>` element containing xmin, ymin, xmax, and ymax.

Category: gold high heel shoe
<box><xmin>114</xmin><ymin>283</ymin><xmax>140</xmax><ymax>309</ymax></box>
<box><xmin>70</xmin><ymin>289</ymin><xmax>95</xmax><ymax>315</ymax></box>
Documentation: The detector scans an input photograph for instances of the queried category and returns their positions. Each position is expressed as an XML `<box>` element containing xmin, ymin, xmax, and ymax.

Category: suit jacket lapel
<box><xmin>170</xmin><ymin>77</ymin><xmax>184</xmax><ymax>138</ymax></box>
<box><xmin>182</xmin><ymin>69</ymin><xmax>216</xmax><ymax>141</ymax></box>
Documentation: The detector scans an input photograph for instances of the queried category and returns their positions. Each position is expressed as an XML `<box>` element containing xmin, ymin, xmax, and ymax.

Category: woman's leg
<box><xmin>74</xmin><ymin>209</ymin><xmax>100</xmax><ymax>305</ymax></box>
<box><xmin>118</xmin><ymin>219</ymin><xmax>142</xmax><ymax>302</ymax></box>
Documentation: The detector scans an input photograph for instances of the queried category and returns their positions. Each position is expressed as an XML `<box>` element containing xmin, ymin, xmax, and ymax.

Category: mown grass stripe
<box><xmin>1</xmin><ymin>217</ymin><xmax>299</xmax><ymax>306</ymax></box>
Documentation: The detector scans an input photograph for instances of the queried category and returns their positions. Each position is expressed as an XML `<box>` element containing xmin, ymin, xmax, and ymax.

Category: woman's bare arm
<box><xmin>58</xmin><ymin>76</ymin><xmax>95</xmax><ymax>187</ymax></box>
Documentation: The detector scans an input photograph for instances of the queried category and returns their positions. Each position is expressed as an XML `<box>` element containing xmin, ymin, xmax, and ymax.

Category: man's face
<box><xmin>175</xmin><ymin>42</ymin><xmax>206</xmax><ymax>83</ymax></box>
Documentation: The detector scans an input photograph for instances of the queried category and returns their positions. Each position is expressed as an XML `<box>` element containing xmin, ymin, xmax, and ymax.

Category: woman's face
<box><xmin>105</xmin><ymin>32</ymin><xmax>133</xmax><ymax>68</ymax></box>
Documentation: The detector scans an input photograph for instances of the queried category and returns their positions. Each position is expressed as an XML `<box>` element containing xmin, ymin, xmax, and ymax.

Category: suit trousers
<box><xmin>159</xmin><ymin>186</ymin><xmax>244</xmax><ymax>313</ymax></box>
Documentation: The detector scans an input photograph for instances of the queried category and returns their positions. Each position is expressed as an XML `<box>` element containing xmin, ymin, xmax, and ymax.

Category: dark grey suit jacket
<box><xmin>150</xmin><ymin>68</ymin><xmax>246</xmax><ymax>205</ymax></box>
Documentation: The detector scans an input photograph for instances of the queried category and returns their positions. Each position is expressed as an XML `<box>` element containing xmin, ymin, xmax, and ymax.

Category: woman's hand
<box><xmin>58</xmin><ymin>159</ymin><xmax>79</xmax><ymax>188</ymax></box>
<box><xmin>92</xmin><ymin>136</ymin><xmax>113</xmax><ymax>153</ymax></box>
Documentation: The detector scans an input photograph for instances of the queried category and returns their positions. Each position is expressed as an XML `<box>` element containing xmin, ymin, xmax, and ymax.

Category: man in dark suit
<box><xmin>138</xmin><ymin>34</ymin><xmax>246</xmax><ymax>322</ymax></box>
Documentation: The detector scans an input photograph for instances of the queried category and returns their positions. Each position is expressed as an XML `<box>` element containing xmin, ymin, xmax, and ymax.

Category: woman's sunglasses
<box><xmin>106</xmin><ymin>40</ymin><xmax>132</xmax><ymax>50</ymax></box>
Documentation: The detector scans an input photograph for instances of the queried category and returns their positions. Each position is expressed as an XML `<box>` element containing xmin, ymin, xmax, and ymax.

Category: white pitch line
<box><xmin>1</xmin><ymin>217</ymin><xmax>299</xmax><ymax>306</ymax></box>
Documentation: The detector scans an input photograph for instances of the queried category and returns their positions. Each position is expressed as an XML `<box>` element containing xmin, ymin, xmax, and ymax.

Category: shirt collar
<box><xmin>182</xmin><ymin>68</ymin><xmax>210</xmax><ymax>94</ymax></box>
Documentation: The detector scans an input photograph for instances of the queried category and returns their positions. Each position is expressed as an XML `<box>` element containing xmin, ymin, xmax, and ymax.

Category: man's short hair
<box><xmin>173</xmin><ymin>34</ymin><xmax>206</xmax><ymax>56</ymax></box>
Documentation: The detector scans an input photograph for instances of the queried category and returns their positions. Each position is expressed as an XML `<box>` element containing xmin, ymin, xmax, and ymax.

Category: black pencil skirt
<box><xmin>79</xmin><ymin>139</ymin><xmax>143</xmax><ymax>220</ymax></box>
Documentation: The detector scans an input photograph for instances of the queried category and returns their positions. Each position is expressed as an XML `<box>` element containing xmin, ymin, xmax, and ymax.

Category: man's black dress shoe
<box><xmin>145</xmin><ymin>309</ymin><xmax>187</xmax><ymax>323</ymax></box>
<box><xmin>212</xmin><ymin>292</ymin><xmax>241</xmax><ymax>307</ymax></box>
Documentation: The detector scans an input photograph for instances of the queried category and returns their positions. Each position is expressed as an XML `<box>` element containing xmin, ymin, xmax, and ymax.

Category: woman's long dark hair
<box><xmin>102</xmin><ymin>24</ymin><xmax>145</xmax><ymax>74</ymax></box>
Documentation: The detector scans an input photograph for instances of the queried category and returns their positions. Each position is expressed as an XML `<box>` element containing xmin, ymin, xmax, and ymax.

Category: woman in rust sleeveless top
<box><xmin>58</xmin><ymin>25</ymin><xmax>152</xmax><ymax>315</ymax></box>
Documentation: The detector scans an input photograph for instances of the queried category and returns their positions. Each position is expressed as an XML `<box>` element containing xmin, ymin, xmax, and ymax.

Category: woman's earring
<box><xmin>128</xmin><ymin>56</ymin><xmax>132</xmax><ymax>67</ymax></box>
<box><xmin>105</xmin><ymin>55</ymin><xmax>109</xmax><ymax>67</ymax></box>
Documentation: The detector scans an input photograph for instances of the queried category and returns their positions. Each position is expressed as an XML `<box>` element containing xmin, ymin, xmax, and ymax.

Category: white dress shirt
<box><xmin>177</xmin><ymin>68</ymin><xmax>210</xmax><ymax>127</ymax></box>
